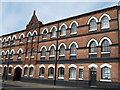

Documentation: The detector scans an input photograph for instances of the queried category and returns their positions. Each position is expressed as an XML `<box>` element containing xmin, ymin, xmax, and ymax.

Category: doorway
<box><xmin>90</xmin><ymin>67</ymin><xmax>97</xmax><ymax>86</ymax></box>
<box><xmin>13</xmin><ymin>67</ymin><xmax>22</xmax><ymax>81</ymax></box>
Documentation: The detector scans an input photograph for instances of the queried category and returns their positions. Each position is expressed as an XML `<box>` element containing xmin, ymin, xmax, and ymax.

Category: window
<box><xmin>0</xmin><ymin>67</ymin><xmax>2</xmax><ymax>74</ymax></box>
<box><xmin>1</xmin><ymin>52</ymin><xmax>4</xmax><ymax>59</ymax></box>
<box><xmin>50</xmin><ymin>46</ymin><xmax>55</xmax><ymax>57</ymax></box>
<box><xmin>18</xmin><ymin>50</ymin><xmax>22</xmax><ymax>59</ymax></box>
<box><xmin>59</xmin><ymin>45</ymin><xmax>65</xmax><ymax>56</ymax></box>
<box><xmin>89</xmin><ymin>19</ymin><xmax>97</xmax><ymax>31</ymax></box>
<box><xmin>42</xmin><ymin>30</ymin><xmax>47</xmax><ymax>39</ymax></box>
<box><xmin>101</xmin><ymin>16</ymin><xmax>109</xmax><ymax>29</ymax></box>
<box><xmin>10</xmin><ymin>51</ymin><xmax>14</xmax><ymax>59</ymax></box>
<box><xmin>48</xmin><ymin>67</ymin><xmax>54</xmax><ymax>78</ymax></box>
<box><xmin>24</xmin><ymin>67</ymin><xmax>28</xmax><ymax>76</ymax></box>
<box><xmin>70</xmin><ymin>23</ymin><xmax>77</xmax><ymax>34</ymax></box>
<box><xmin>29</xmin><ymin>67</ymin><xmax>34</xmax><ymax>76</ymax></box>
<box><xmin>69</xmin><ymin>67</ymin><xmax>76</xmax><ymax>79</ymax></box>
<box><xmin>8</xmin><ymin>67</ymin><xmax>12</xmax><ymax>75</ymax></box>
<box><xmin>41</xmin><ymin>47</ymin><xmax>46</xmax><ymax>57</ymax></box>
<box><xmin>20</xmin><ymin>35</ymin><xmax>24</xmax><ymax>43</ymax></box>
<box><xmin>60</xmin><ymin>25</ymin><xmax>66</xmax><ymax>36</ymax></box>
<box><xmin>6</xmin><ymin>52</ymin><xmax>9</xmax><ymax>59</ymax></box>
<box><xmin>51</xmin><ymin>27</ymin><xmax>56</xmax><ymax>38</ymax></box>
<box><xmin>3</xmin><ymin>39</ymin><xmax>6</xmax><ymax>46</ymax></box>
<box><xmin>58</xmin><ymin>67</ymin><xmax>64</xmax><ymax>79</ymax></box>
<box><xmin>79</xmin><ymin>69</ymin><xmax>83</xmax><ymax>80</ymax></box>
<box><xmin>7</xmin><ymin>38</ymin><xmax>11</xmax><ymax>45</ymax></box>
<box><xmin>101</xmin><ymin>40</ymin><xmax>110</xmax><ymax>52</ymax></box>
<box><xmin>12</xmin><ymin>37</ymin><xmax>16</xmax><ymax>45</ymax></box>
<box><xmin>26</xmin><ymin>49</ymin><xmax>29</xmax><ymax>57</ymax></box>
<box><xmin>32</xmin><ymin>33</ymin><xmax>37</xmax><ymax>41</ymax></box>
<box><xmin>31</xmin><ymin>48</ymin><xmax>35</xmax><ymax>57</ymax></box>
<box><xmin>101</xmin><ymin>66</ymin><xmax>110</xmax><ymax>80</ymax></box>
<box><xmin>89</xmin><ymin>41</ymin><xmax>97</xmax><ymax>53</ymax></box>
<box><xmin>39</xmin><ymin>67</ymin><xmax>45</xmax><ymax>77</ymax></box>
<box><xmin>70</xmin><ymin>43</ymin><xmax>77</xmax><ymax>55</ymax></box>
<box><xmin>27</xmin><ymin>33</ymin><xmax>31</xmax><ymax>42</ymax></box>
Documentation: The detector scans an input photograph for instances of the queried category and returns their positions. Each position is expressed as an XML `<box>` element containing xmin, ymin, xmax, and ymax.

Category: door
<box><xmin>90</xmin><ymin>67</ymin><xmax>97</xmax><ymax>86</ymax></box>
<box><xmin>13</xmin><ymin>67</ymin><xmax>22</xmax><ymax>81</ymax></box>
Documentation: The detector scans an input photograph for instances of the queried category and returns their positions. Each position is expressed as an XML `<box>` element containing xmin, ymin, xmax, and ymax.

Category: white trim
<box><xmin>49</xmin><ymin>55</ymin><xmax>55</xmax><ymax>57</ymax></box>
<box><xmin>5</xmin><ymin>50</ymin><xmax>9</xmax><ymax>55</ymax></box>
<box><xmin>70</xmin><ymin>54</ymin><xmax>77</xmax><ymax>56</ymax></box>
<box><xmin>10</xmin><ymin>49</ymin><xmax>15</xmax><ymax>54</ymax></box>
<box><xmin>2</xmin><ymin>37</ymin><xmax>6</xmax><ymax>42</ymax></box>
<box><xmin>48</xmin><ymin>64</ymin><xmax>55</xmax><ymax>68</ymax></box>
<box><xmin>87</xmin><ymin>16</ymin><xmax>98</xmax><ymax>24</ymax></box>
<box><xmin>12</xmin><ymin>35</ymin><xmax>17</xmax><ymax>40</ymax></box>
<box><xmin>69</xmin><ymin>78</ymin><xmax>76</xmax><ymax>80</ymax></box>
<box><xmin>58</xmin><ymin>43</ymin><xmax>67</xmax><ymax>50</ymax></box>
<box><xmin>100</xmin><ymin>64</ymin><xmax>112</xmax><ymax>68</ymax></box>
<box><xmin>58</xmin><ymin>77</ymin><xmax>64</xmax><ymax>79</ymax></box>
<box><xmin>39</xmin><ymin>64</ymin><xmax>45</xmax><ymax>68</ymax></box>
<box><xmin>69</xmin><ymin>21</ymin><xmax>78</xmax><ymax>28</ymax></box>
<box><xmin>68</xmin><ymin>64</ymin><xmax>77</xmax><ymax>68</ymax></box>
<box><xmin>17</xmin><ymin>48</ymin><xmax>23</xmax><ymax>54</ymax></box>
<box><xmin>48</xmin><ymin>44</ymin><xmax>56</xmax><ymax>50</ymax></box>
<box><xmin>29</xmin><ymin>75</ymin><xmax>33</xmax><ymax>77</ymax></box>
<box><xmin>59</xmin><ymin>54</ymin><xmax>65</xmax><ymax>57</ymax></box>
<box><xmin>87</xmin><ymin>38</ymin><xmax>98</xmax><ymax>47</ymax></box>
<box><xmin>89</xmin><ymin>53</ymin><xmax>97</xmax><ymax>55</ymax></box>
<box><xmin>99</xmin><ymin>13</ymin><xmax>111</xmax><ymax>22</ymax></box>
<box><xmin>1</xmin><ymin>50</ymin><xmax>5</xmax><ymax>55</ymax></box>
<box><xmin>32</xmin><ymin>30</ymin><xmax>38</xmax><ymax>36</ymax></box>
<box><xmin>79</xmin><ymin>78</ymin><xmax>83</xmax><ymax>80</ymax></box>
<box><xmin>89</xmin><ymin>29</ymin><xmax>97</xmax><ymax>32</ymax></box>
<box><xmin>60</xmin><ymin>34</ymin><xmax>66</xmax><ymax>37</ymax></box>
<box><xmin>40</xmin><ymin>45</ymin><xmax>47</xmax><ymax>51</ymax></box>
<box><xmin>40</xmin><ymin>76</ymin><xmax>44</xmax><ymax>78</ymax></box>
<box><xmin>59</xmin><ymin>23</ymin><xmax>67</xmax><ymax>30</ymax></box>
<box><xmin>58</xmin><ymin>64</ymin><xmax>65</xmax><ymax>68</ymax></box>
<box><xmin>7</xmin><ymin>36</ymin><xmax>11</xmax><ymax>41</ymax></box>
<box><xmin>79</xmin><ymin>66</ymin><xmax>84</xmax><ymax>69</ymax></box>
<box><xmin>100</xmin><ymin>79</ymin><xmax>111</xmax><ymax>82</ymax></box>
<box><xmin>24</xmin><ymin>64</ymin><xmax>29</xmax><ymax>68</ymax></box>
<box><xmin>101</xmin><ymin>52</ymin><xmax>110</xmax><ymax>54</ymax></box>
<box><xmin>41</xmin><ymin>55</ymin><xmax>46</xmax><ymax>58</ymax></box>
<box><xmin>69</xmin><ymin>41</ymin><xmax>78</xmax><ymax>49</ymax></box>
<box><xmin>0</xmin><ymin>65</ymin><xmax>2</xmax><ymax>67</ymax></box>
<box><xmin>48</xmin><ymin>76</ymin><xmax>54</xmax><ymax>79</ymax></box>
<box><xmin>70</xmin><ymin>32</ymin><xmax>77</xmax><ymax>35</ymax></box>
<box><xmin>9</xmin><ymin>65</ymin><xmax>13</xmax><ymax>67</ymax></box>
<box><xmin>19</xmin><ymin>33</ymin><xmax>25</xmax><ymax>39</ymax></box>
<box><xmin>26</xmin><ymin>32</ymin><xmax>32</xmax><ymax>37</ymax></box>
<box><xmin>42</xmin><ymin>28</ymin><xmax>48</xmax><ymax>34</ymax></box>
<box><xmin>50</xmin><ymin>26</ymin><xmax>57</xmax><ymax>32</ymax></box>
<box><xmin>99</xmin><ymin>37</ymin><xmax>112</xmax><ymax>46</ymax></box>
<box><xmin>88</xmin><ymin>64</ymin><xmax>98</xmax><ymax>68</ymax></box>
<box><xmin>14</xmin><ymin>65</ymin><xmax>22</xmax><ymax>69</ymax></box>
<box><xmin>4</xmin><ymin>65</ymin><xmax>7</xmax><ymax>67</ymax></box>
<box><xmin>29</xmin><ymin>64</ymin><xmax>34</xmax><ymax>68</ymax></box>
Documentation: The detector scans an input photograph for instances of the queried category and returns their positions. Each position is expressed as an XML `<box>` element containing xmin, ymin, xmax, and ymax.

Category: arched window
<box><xmin>12</xmin><ymin>37</ymin><xmax>16</xmax><ymax>44</ymax></box>
<box><xmin>41</xmin><ymin>47</ymin><xmax>46</xmax><ymax>57</ymax></box>
<box><xmin>26</xmin><ymin>49</ymin><xmax>30</xmax><ymax>57</ymax></box>
<box><xmin>32</xmin><ymin>32</ymin><xmax>37</xmax><ymax>41</ymax></box>
<box><xmin>89</xmin><ymin>19</ymin><xmax>97</xmax><ymax>31</ymax></box>
<box><xmin>39</xmin><ymin>67</ymin><xmax>45</xmax><ymax>77</ymax></box>
<box><xmin>89</xmin><ymin>41</ymin><xmax>97</xmax><ymax>53</ymax></box>
<box><xmin>42</xmin><ymin>29</ymin><xmax>47</xmax><ymax>39</ymax></box>
<box><xmin>8</xmin><ymin>67</ymin><xmax>12</xmax><ymax>75</ymax></box>
<box><xmin>101</xmin><ymin>66</ymin><xmax>111</xmax><ymax>80</ymax></box>
<box><xmin>24</xmin><ymin>67</ymin><xmax>28</xmax><ymax>76</ymax></box>
<box><xmin>7</xmin><ymin>38</ymin><xmax>11</xmax><ymax>45</ymax></box>
<box><xmin>6</xmin><ymin>51</ymin><xmax>9</xmax><ymax>59</ymax></box>
<box><xmin>31</xmin><ymin>48</ymin><xmax>35</xmax><ymax>57</ymax></box>
<box><xmin>50</xmin><ymin>46</ymin><xmax>55</xmax><ymax>56</ymax></box>
<box><xmin>10</xmin><ymin>51</ymin><xmax>14</xmax><ymax>59</ymax></box>
<box><xmin>101</xmin><ymin>16</ymin><xmax>109</xmax><ymax>29</ymax></box>
<box><xmin>48</xmin><ymin>67</ymin><xmax>54</xmax><ymax>78</ymax></box>
<box><xmin>3</xmin><ymin>39</ymin><xmax>6</xmax><ymax>46</ymax></box>
<box><xmin>29</xmin><ymin>67</ymin><xmax>34</xmax><ymax>77</ymax></box>
<box><xmin>27</xmin><ymin>33</ymin><xmax>31</xmax><ymax>42</ymax></box>
<box><xmin>18</xmin><ymin>50</ymin><xmax>22</xmax><ymax>59</ymax></box>
<box><xmin>60</xmin><ymin>25</ymin><xmax>66</xmax><ymax>36</ymax></box>
<box><xmin>70</xmin><ymin>23</ymin><xmax>77</xmax><ymax>34</ymax></box>
<box><xmin>59</xmin><ymin>45</ymin><xmax>65</xmax><ymax>56</ymax></box>
<box><xmin>69</xmin><ymin>67</ymin><xmax>76</xmax><ymax>79</ymax></box>
<box><xmin>51</xmin><ymin>27</ymin><xmax>56</xmax><ymax>38</ymax></box>
<box><xmin>1</xmin><ymin>52</ymin><xmax>4</xmax><ymax>59</ymax></box>
<box><xmin>20</xmin><ymin>35</ymin><xmax>24</xmax><ymax>43</ymax></box>
<box><xmin>70</xmin><ymin>43</ymin><xmax>77</xmax><ymax>55</ymax></box>
<box><xmin>101</xmin><ymin>40</ymin><xmax>110</xmax><ymax>52</ymax></box>
<box><xmin>58</xmin><ymin>67</ymin><xmax>64</xmax><ymax>79</ymax></box>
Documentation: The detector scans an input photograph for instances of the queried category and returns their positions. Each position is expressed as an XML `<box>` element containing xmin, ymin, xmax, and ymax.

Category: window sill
<box><xmin>42</xmin><ymin>38</ymin><xmax>47</xmax><ymax>40</ymax></box>
<box><xmin>59</xmin><ymin>55</ymin><xmax>65</xmax><ymax>57</ymax></box>
<box><xmin>20</xmin><ymin>42</ymin><xmax>23</xmax><ymax>44</ymax></box>
<box><xmin>60</xmin><ymin>34</ymin><xmax>66</xmax><ymax>37</ymax></box>
<box><xmin>6</xmin><ymin>58</ymin><xmax>8</xmax><ymax>59</ymax></box>
<box><xmin>12</xmin><ymin>43</ymin><xmax>15</xmax><ymax>45</ymax></box>
<box><xmin>40</xmin><ymin>76</ymin><xmax>44</xmax><ymax>78</ymax></box>
<box><xmin>70</xmin><ymin>54</ymin><xmax>77</xmax><ymax>56</ymax></box>
<box><xmin>70</xmin><ymin>32</ymin><xmax>77</xmax><ymax>35</ymax></box>
<box><xmin>101</xmin><ymin>52</ymin><xmax>110</xmax><ymax>54</ymax></box>
<box><xmin>25</xmin><ymin>57</ymin><xmax>28</xmax><ymax>58</ymax></box>
<box><xmin>24</xmin><ymin>75</ymin><xmax>28</xmax><ymax>77</ymax></box>
<box><xmin>101</xmin><ymin>27</ymin><xmax>109</xmax><ymax>30</ymax></box>
<box><xmin>49</xmin><ymin>55</ymin><xmax>55</xmax><ymax>57</ymax></box>
<box><xmin>18</xmin><ymin>57</ymin><xmax>21</xmax><ymax>59</ymax></box>
<box><xmin>89</xmin><ymin>29</ymin><xmax>97</xmax><ymax>32</ymax></box>
<box><xmin>28</xmin><ymin>40</ymin><xmax>31</xmax><ymax>42</ymax></box>
<box><xmin>33</xmin><ymin>39</ymin><xmax>36</xmax><ymax>42</ymax></box>
<box><xmin>51</xmin><ymin>36</ymin><xmax>56</xmax><ymax>38</ymax></box>
<box><xmin>31</xmin><ymin>56</ymin><xmax>35</xmax><ymax>58</ymax></box>
<box><xmin>69</xmin><ymin>78</ymin><xmax>76</xmax><ymax>80</ymax></box>
<box><xmin>41</xmin><ymin>56</ymin><xmax>46</xmax><ymax>58</ymax></box>
<box><xmin>8</xmin><ymin>44</ymin><xmax>10</xmax><ymax>46</ymax></box>
<box><xmin>100</xmin><ymin>79</ymin><xmax>111</xmax><ymax>82</ymax></box>
<box><xmin>78</xmin><ymin>78</ymin><xmax>83</xmax><ymax>80</ymax></box>
<box><xmin>89</xmin><ymin>53</ymin><xmax>97</xmax><ymax>55</ymax></box>
<box><xmin>48</xmin><ymin>76</ymin><xmax>54</xmax><ymax>79</ymax></box>
<box><xmin>58</xmin><ymin>77</ymin><xmax>64</xmax><ymax>79</ymax></box>
<box><xmin>29</xmin><ymin>75</ymin><xmax>33</xmax><ymax>77</ymax></box>
<box><xmin>8</xmin><ymin>74</ymin><xmax>12</xmax><ymax>75</ymax></box>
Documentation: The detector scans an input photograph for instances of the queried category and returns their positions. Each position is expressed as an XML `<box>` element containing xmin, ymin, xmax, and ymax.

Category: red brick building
<box><xmin>0</xmin><ymin>5</ymin><xmax>120</xmax><ymax>88</ymax></box>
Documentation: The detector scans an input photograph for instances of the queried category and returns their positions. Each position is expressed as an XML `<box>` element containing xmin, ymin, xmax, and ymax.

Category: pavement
<box><xmin>0</xmin><ymin>80</ymin><xmax>119</xmax><ymax>90</ymax></box>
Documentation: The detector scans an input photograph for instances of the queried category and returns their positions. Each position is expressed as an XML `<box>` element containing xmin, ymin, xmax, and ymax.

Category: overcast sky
<box><xmin>0</xmin><ymin>2</ymin><xmax>118</xmax><ymax>36</ymax></box>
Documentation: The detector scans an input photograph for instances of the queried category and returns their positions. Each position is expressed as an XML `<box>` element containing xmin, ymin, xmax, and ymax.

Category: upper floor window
<box><xmin>10</xmin><ymin>51</ymin><xmax>14</xmax><ymax>59</ymax></box>
<box><xmin>59</xmin><ymin>45</ymin><xmax>65</xmax><ymax>56</ymax></box>
<box><xmin>12</xmin><ymin>37</ymin><xmax>16</xmax><ymax>45</ymax></box>
<box><xmin>58</xmin><ymin>67</ymin><xmax>64</xmax><ymax>79</ymax></box>
<box><xmin>31</xmin><ymin>48</ymin><xmax>35</xmax><ymax>57</ymax></box>
<box><xmin>41</xmin><ymin>47</ymin><xmax>46</xmax><ymax>57</ymax></box>
<box><xmin>89</xmin><ymin>19</ymin><xmax>97</xmax><ymax>31</ymax></box>
<box><xmin>49</xmin><ymin>46</ymin><xmax>55</xmax><ymax>57</ymax></box>
<box><xmin>39</xmin><ymin>67</ymin><xmax>45</xmax><ymax>77</ymax></box>
<box><xmin>101</xmin><ymin>40</ymin><xmax>110</xmax><ymax>52</ymax></box>
<box><xmin>70</xmin><ymin>43</ymin><xmax>77</xmax><ymax>55</ymax></box>
<box><xmin>20</xmin><ymin>35</ymin><xmax>24</xmax><ymax>43</ymax></box>
<box><xmin>89</xmin><ymin>41</ymin><xmax>97</xmax><ymax>53</ymax></box>
<box><xmin>26</xmin><ymin>49</ymin><xmax>30</xmax><ymax>58</ymax></box>
<box><xmin>1</xmin><ymin>52</ymin><xmax>4</xmax><ymax>59</ymax></box>
<box><xmin>3</xmin><ymin>39</ymin><xmax>6</xmax><ymax>46</ymax></box>
<box><xmin>27</xmin><ymin>33</ymin><xmax>31</xmax><ymax>42</ymax></box>
<box><xmin>18</xmin><ymin>50</ymin><xmax>22</xmax><ymax>59</ymax></box>
<box><xmin>7</xmin><ymin>38</ymin><xmax>11</xmax><ymax>45</ymax></box>
<box><xmin>32</xmin><ymin>32</ymin><xmax>37</xmax><ymax>41</ymax></box>
<box><xmin>48</xmin><ymin>67</ymin><xmax>54</xmax><ymax>78</ymax></box>
<box><xmin>24</xmin><ymin>67</ymin><xmax>28</xmax><ymax>76</ymax></box>
<box><xmin>51</xmin><ymin>27</ymin><xmax>56</xmax><ymax>38</ymax></box>
<box><xmin>101</xmin><ymin>66</ymin><xmax>110</xmax><ymax>80</ymax></box>
<box><xmin>70</xmin><ymin>23</ymin><xmax>77</xmax><ymax>34</ymax></box>
<box><xmin>60</xmin><ymin>25</ymin><xmax>66</xmax><ymax>36</ymax></box>
<box><xmin>101</xmin><ymin>16</ymin><xmax>109</xmax><ymax>29</ymax></box>
<box><xmin>29</xmin><ymin>67</ymin><xmax>34</xmax><ymax>77</ymax></box>
<box><xmin>42</xmin><ymin>29</ymin><xmax>47</xmax><ymax>40</ymax></box>
<box><xmin>8</xmin><ymin>67</ymin><xmax>12</xmax><ymax>75</ymax></box>
<box><xmin>6</xmin><ymin>51</ymin><xmax>9</xmax><ymax>59</ymax></box>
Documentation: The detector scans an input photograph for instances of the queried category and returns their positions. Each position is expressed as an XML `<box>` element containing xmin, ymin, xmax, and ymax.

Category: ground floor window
<box><xmin>101</xmin><ymin>66</ymin><xmax>111</xmax><ymax>80</ymax></box>
<box><xmin>39</xmin><ymin>67</ymin><xmax>45</xmax><ymax>77</ymax></box>
<box><xmin>58</xmin><ymin>67</ymin><xmax>64</xmax><ymax>79</ymax></box>
<box><xmin>8</xmin><ymin>67</ymin><xmax>12</xmax><ymax>75</ymax></box>
<box><xmin>48</xmin><ymin>67</ymin><xmax>54</xmax><ymax>78</ymax></box>
<box><xmin>24</xmin><ymin>67</ymin><xmax>28</xmax><ymax>76</ymax></box>
<box><xmin>79</xmin><ymin>69</ymin><xmax>83</xmax><ymax>80</ymax></box>
<box><xmin>29</xmin><ymin>67</ymin><xmax>34</xmax><ymax>77</ymax></box>
<box><xmin>69</xmin><ymin>67</ymin><xmax>76</xmax><ymax>79</ymax></box>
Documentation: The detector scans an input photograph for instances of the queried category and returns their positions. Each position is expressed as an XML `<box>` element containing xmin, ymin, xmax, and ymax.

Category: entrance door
<box><xmin>90</xmin><ymin>67</ymin><xmax>97</xmax><ymax>86</ymax></box>
<box><xmin>13</xmin><ymin>67</ymin><xmax>22</xmax><ymax>81</ymax></box>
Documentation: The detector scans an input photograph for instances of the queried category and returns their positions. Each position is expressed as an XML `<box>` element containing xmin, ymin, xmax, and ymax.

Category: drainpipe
<box><xmin>54</xmin><ymin>22</ymin><xmax>59</xmax><ymax>85</ymax></box>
